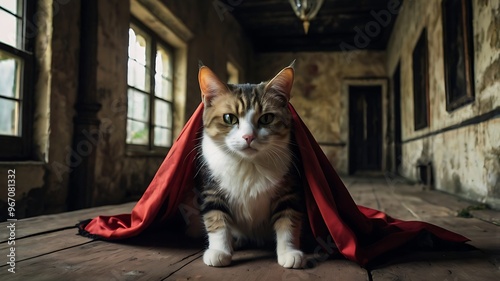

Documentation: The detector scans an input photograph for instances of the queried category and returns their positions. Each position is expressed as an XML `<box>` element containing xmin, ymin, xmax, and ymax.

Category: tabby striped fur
<box><xmin>195</xmin><ymin>64</ymin><xmax>305</xmax><ymax>268</ymax></box>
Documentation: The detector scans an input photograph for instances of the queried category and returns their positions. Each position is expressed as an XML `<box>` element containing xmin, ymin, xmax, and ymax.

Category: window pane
<box><xmin>155</xmin><ymin>77</ymin><xmax>173</xmax><ymax>101</ymax></box>
<box><xmin>442</xmin><ymin>0</ymin><xmax>475</xmax><ymax>111</ymax></box>
<box><xmin>0</xmin><ymin>9</ymin><xmax>21</xmax><ymax>48</ymax></box>
<box><xmin>127</xmin><ymin>89</ymin><xmax>149</xmax><ymax>122</ymax></box>
<box><xmin>128</xmin><ymin>26</ymin><xmax>151</xmax><ymax>92</ymax></box>
<box><xmin>126</xmin><ymin>119</ymin><xmax>149</xmax><ymax>145</ymax></box>
<box><xmin>127</xmin><ymin>58</ymin><xmax>150</xmax><ymax>92</ymax></box>
<box><xmin>0</xmin><ymin>97</ymin><xmax>19</xmax><ymax>136</ymax></box>
<box><xmin>154</xmin><ymin>127</ymin><xmax>172</xmax><ymax>147</ymax></box>
<box><xmin>155</xmin><ymin>45</ymin><xmax>173</xmax><ymax>100</ymax></box>
<box><xmin>0</xmin><ymin>50</ymin><xmax>21</xmax><ymax>98</ymax></box>
<box><xmin>128</xmin><ymin>27</ymin><xmax>150</xmax><ymax>65</ymax></box>
<box><xmin>155</xmin><ymin>45</ymin><xmax>171</xmax><ymax>77</ymax></box>
<box><xmin>154</xmin><ymin>99</ymin><xmax>172</xmax><ymax>128</ymax></box>
<box><xmin>0</xmin><ymin>0</ymin><xmax>20</xmax><ymax>15</ymax></box>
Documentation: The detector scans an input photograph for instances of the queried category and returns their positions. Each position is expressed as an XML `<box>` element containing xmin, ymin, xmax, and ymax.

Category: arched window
<box><xmin>126</xmin><ymin>22</ymin><xmax>174</xmax><ymax>151</ymax></box>
<box><xmin>0</xmin><ymin>0</ymin><xmax>35</xmax><ymax>160</ymax></box>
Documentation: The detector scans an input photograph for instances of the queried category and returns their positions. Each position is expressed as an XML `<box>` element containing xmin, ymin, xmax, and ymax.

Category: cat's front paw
<box><xmin>278</xmin><ymin>250</ymin><xmax>304</xmax><ymax>269</ymax></box>
<box><xmin>203</xmin><ymin>249</ymin><xmax>232</xmax><ymax>267</ymax></box>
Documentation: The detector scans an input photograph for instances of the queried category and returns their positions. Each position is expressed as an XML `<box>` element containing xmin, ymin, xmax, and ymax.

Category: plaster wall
<box><xmin>386</xmin><ymin>0</ymin><xmax>500</xmax><ymax>206</ymax></box>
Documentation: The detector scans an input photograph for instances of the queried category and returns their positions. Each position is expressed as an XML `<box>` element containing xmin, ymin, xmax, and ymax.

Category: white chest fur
<box><xmin>202</xmin><ymin>135</ymin><xmax>290</xmax><ymax>235</ymax></box>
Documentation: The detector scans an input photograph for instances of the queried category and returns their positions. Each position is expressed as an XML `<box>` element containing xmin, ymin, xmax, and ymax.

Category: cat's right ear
<box><xmin>198</xmin><ymin>66</ymin><xmax>228</xmax><ymax>106</ymax></box>
<box><xmin>264</xmin><ymin>66</ymin><xmax>294</xmax><ymax>102</ymax></box>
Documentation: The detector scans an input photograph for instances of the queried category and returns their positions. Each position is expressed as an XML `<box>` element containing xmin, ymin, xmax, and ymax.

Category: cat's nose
<box><xmin>242</xmin><ymin>134</ymin><xmax>255</xmax><ymax>145</ymax></box>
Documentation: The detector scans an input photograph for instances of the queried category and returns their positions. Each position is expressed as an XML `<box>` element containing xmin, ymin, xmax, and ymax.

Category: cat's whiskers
<box><xmin>196</xmin><ymin>64</ymin><xmax>304</xmax><ymax>269</ymax></box>
<box><xmin>194</xmin><ymin>157</ymin><xmax>207</xmax><ymax>179</ymax></box>
<box><xmin>261</xmin><ymin>146</ymin><xmax>289</xmax><ymax>169</ymax></box>
<box><xmin>260</xmin><ymin>149</ymin><xmax>281</xmax><ymax>171</ymax></box>
<box><xmin>265</xmin><ymin>138</ymin><xmax>302</xmax><ymax>175</ymax></box>
<box><xmin>185</xmin><ymin>134</ymin><xmax>205</xmax><ymax>164</ymax></box>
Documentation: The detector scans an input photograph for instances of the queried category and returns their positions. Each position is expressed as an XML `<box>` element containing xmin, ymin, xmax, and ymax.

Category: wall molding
<box><xmin>402</xmin><ymin>106</ymin><xmax>500</xmax><ymax>144</ymax></box>
<box><xmin>317</xmin><ymin>142</ymin><xmax>347</xmax><ymax>147</ymax></box>
<box><xmin>132</xmin><ymin>0</ymin><xmax>193</xmax><ymax>44</ymax></box>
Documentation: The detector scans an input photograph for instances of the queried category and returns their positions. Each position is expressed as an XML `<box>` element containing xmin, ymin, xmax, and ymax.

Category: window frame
<box><xmin>442</xmin><ymin>0</ymin><xmax>475</xmax><ymax>112</ymax></box>
<box><xmin>412</xmin><ymin>29</ymin><xmax>430</xmax><ymax>131</ymax></box>
<box><xmin>0</xmin><ymin>0</ymin><xmax>35</xmax><ymax>160</ymax></box>
<box><xmin>126</xmin><ymin>18</ymin><xmax>175</xmax><ymax>155</ymax></box>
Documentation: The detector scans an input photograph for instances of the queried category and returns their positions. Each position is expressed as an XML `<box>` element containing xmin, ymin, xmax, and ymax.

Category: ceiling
<box><xmin>231</xmin><ymin>0</ymin><xmax>402</xmax><ymax>52</ymax></box>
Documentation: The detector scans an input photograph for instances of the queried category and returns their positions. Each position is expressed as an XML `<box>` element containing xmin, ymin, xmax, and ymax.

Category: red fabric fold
<box><xmin>80</xmin><ymin>103</ymin><xmax>468</xmax><ymax>266</ymax></box>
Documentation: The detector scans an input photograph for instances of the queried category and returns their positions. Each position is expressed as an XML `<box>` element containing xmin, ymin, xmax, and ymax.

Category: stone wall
<box><xmin>92</xmin><ymin>0</ymin><xmax>131</xmax><ymax>205</ymax></box>
<box><xmin>90</xmin><ymin>0</ymin><xmax>255</xmax><ymax>205</ymax></box>
<box><xmin>0</xmin><ymin>0</ymin><xmax>255</xmax><ymax>219</ymax></box>
<box><xmin>253</xmin><ymin>51</ymin><xmax>387</xmax><ymax>174</ymax></box>
<box><xmin>386</xmin><ymin>0</ymin><xmax>500</xmax><ymax>207</ymax></box>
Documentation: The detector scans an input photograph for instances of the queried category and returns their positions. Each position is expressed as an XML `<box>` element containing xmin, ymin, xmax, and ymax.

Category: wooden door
<box><xmin>349</xmin><ymin>86</ymin><xmax>382</xmax><ymax>174</ymax></box>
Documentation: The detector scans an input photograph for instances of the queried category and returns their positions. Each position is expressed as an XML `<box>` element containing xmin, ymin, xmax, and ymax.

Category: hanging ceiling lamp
<box><xmin>289</xmin><ymin>0</ymin><xmax>324</xmax><ymax>34</ymax></box>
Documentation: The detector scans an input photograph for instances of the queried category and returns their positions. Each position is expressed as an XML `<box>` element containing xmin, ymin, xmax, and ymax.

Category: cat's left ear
<box><xmin>264</xmin><ymin>65</ymin><xmax>294</xmax><ymax>101</ymax></box>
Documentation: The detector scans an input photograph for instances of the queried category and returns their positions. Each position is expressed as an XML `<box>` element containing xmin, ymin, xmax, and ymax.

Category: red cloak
<box><xmin>78</xmin><ymin>103</ymin><xmax>468</xmax><ymax>266</ymax></box>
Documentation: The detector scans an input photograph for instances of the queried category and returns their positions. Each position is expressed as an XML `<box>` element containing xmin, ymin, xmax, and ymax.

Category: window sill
<box><xmin>125</xmin><ymin>149</ymin><xmax>170</xmax><ymax>158</ymax></box>
<box><xmin>0</xmin><ymin>161</ymin><xmax>45</xmax><ymax>166</ymax></box>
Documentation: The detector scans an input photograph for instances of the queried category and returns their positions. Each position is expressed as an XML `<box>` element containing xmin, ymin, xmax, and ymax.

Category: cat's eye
<box><xmin>223</xmin><ymin>113</ymin><xmax>238</xmax><ymax>125</ymax></box>
<box><xmin>258</xmin><ymin>113</ymin><xmax>275</xmax><ymax>125</ymax></box>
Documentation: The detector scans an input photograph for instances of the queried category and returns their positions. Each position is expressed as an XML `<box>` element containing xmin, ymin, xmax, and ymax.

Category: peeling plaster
<box><xmin>479</xmin><ymin>56</ymin><xmax>500</xmax><ymax>91</ymax></box>
<box><xmin>487</xmin><ymin>7</ymin><xmax>500</xmax><ymax>49</ymax></box>
<box><xmin>386</xmin><ymin>0</ymin><xmax>500</xmax><ymax>207</ymax></box>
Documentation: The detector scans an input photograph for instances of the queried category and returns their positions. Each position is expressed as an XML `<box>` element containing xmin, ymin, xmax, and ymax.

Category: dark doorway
<box><xmin>349</xmin><ymin>86</ymin><xmax>383</xmax><ymax>174</ymax></box>
<box><xmin>393</xmin><ymin>63</ymin><xmax>402</xmax><ymax>174</ymax></box>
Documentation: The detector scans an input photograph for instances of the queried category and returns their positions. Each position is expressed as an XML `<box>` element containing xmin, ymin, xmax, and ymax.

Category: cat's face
<box><xmin>198</xmin><ymin>65</ymin><xmax>294</xmax><ymax>159</ymax></box>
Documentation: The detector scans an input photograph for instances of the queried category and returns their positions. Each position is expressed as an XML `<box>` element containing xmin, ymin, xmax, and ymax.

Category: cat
<box><xmin>194</xmin><ymin>63</ymin><xmax>305</xmax><ymax>269</ymax></box>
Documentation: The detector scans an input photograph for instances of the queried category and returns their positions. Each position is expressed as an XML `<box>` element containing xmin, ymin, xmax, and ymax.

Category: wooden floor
<box><xmin>1</xmin><ymin>176</ymin><xmax>500</xmax><ymax>280</ymax></box>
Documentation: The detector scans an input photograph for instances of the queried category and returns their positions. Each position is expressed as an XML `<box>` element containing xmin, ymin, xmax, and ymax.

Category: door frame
<box><xmin>392</xmin><ymin>62</ymin><xmax>402</xmax><ymax>175</ymax></box>
<box><xmin>341</xmin><ymin>78</ymin><xmax>388</xmax><ymax>174</ymax></box>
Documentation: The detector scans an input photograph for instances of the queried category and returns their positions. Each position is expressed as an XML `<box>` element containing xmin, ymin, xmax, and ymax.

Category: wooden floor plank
<box><xmin>0</xmin><ymin>228</ymin><xmax>91</xmax><ymax>263</ymax></box>
<box><xmin>0</xmin><ymin>202</ymin><xmax>135</xmax><ymax>242</ymax></box>
<box><xmin>0</xmin><ymin>230</ymin><xmax>204</xmax><ymax>281</ymax></box>
<box><xmin>412</xmin><ymin>188</ymin><xmax>475</xmax><ymax>215</ymax></box>
<box><xmin>349</xmin><ymin>181</ymin><xmax>415</xmax><ymax>220</ymax></box>
<box><xmin>1</xmin><ymin>243</ymin><xmax>199</xmax><ymax>281</ymax></box>
<box><xmin>369</xmin><ymin>223</ymin><xmax>500</xmax><ymax>281</ymax></box>
<box><xmin>165</xmin><ymin>250</ymin><xmax>368</xmax><ymax>281</ymax></box>
<box><xmin>422</xmin><ymin>216</ymin><xmax>500</xmax><ymax>261</ymax></box>
<box><xmin>346</xmin><ymin>178</ymin><xmax>500</xmax><ymax>281</ymax></box>
<box><xmin>346</xmin><ymin>180</ymin><xmax>380</xmax><ymax>210</ymax></box>
<box><xmin>470</xmin><ymin>209</ymin><xmax>500</xmax><ymax>226</ymax></box>
<box><xmin>0</xmin><ymin>176</ymin><xmax>498</xmax><ymax>280</ymax></box>
<box><xmin>370</xmin><ymin>250</ymin><xmax>500</xmax><ymax>281</ymax></box>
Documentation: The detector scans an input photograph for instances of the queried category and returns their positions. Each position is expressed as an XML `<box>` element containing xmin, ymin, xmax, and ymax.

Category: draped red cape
<box><xmin>78</xmin><ymin>103</ymin><xmax>468</xmax><ymax>266</ymax></box>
